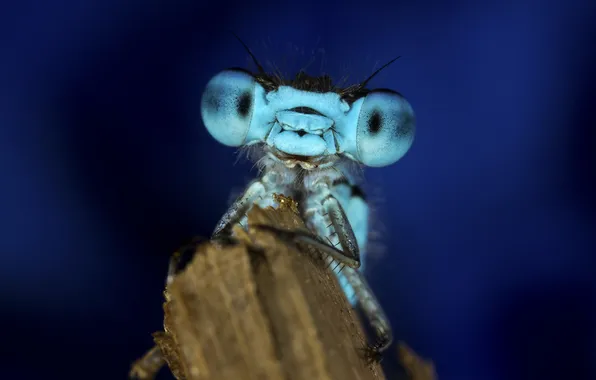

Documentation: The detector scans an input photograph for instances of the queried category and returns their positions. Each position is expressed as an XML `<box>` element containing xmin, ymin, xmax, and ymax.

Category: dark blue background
<box><xmin>1</xmin><ymin>1</ymin><xmax>595</xmax><ymax>379</ymax></box>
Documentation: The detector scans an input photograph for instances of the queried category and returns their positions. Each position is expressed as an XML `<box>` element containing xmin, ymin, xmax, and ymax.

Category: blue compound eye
<box><xmin>200</xmin><ymin>69</ymin><xmax>256</xmax><ymax>147</ymax></box>
<box><xmin>355</xmin><ymin>89</ymin><xmax>416</xmax><ymax>167</ymax></box>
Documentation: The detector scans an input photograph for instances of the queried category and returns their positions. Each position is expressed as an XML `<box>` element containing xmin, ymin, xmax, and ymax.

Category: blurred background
<box><xmin>1</xmin><ymin>0</ymin><xmax>595</xmax><ymax>379</ymax></box>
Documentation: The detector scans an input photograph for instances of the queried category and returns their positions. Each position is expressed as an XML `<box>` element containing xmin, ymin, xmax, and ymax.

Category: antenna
<box><xmin>357</xmin><ymin>56</ymin><xmax>401</xmax><ymax>90</ymax></box>
<box><xmin>231</xmin><ymin>32</ymin><xmax>266</xmax><ymax>74</ymax></box>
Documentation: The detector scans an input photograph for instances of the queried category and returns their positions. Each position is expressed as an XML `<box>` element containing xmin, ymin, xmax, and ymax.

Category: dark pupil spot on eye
<box><xmin>368</xmin><ymin>110</ymin><xmax>382</xmax><ymax>134</ymax></box>
<box><xmin>237</xmin><ymin>92</ymin><xmax>252</xmax><ymax>118</ymax></box>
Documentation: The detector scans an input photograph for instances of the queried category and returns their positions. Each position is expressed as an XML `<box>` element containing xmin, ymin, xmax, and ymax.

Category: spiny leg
<box><xmin>322</xmin><ymin>178</ymin><xmax>393</xmax><ymax>354</ymax></box>
<box><xmin>338</xmin><ymin>265</ymin><xmax>393</xmax><ymax>354</ymax></box>
<box><xmin>340</xmin><ymin>183</ymin><xmax>393</xmax><ymax>353</ymax></box>
<box><xmin>303</xmin><ymin>179</ymin><xmax>363</xmax><ymax>270</ymax></box>
<box><xmin>212</xmin><ymin>179</ymin><xmax>268</xmax><ymax>238</ymax></box>
<box><xmin>252</xmin><ymin>224</ymin><xmax>360</xmax><ymax>268</ymax></box>
<box><xmin>303</xmin><ymin>177</ymin><xmax>365</xmax><ymax>291</ymax></box>
<box><xmin>323</xmin><ymin>219</ymin><xmax>393</xmax><ymax>356</ymax></box>
<box><xmin>216</xmin><ymin>171</ymin><xmax>363</xmax><ymax>269</ymax></box>
<box><xmin>323</xmin><ymin>194</ymin><xmax>361</xmax><ymax>264</ymax></box>
<box><xmin>212</xmin><ymin>184</ymin><xmax>362</xmax><ymax>271</ymax></box>
<box><xmin>333</xmin><ymin>181</ymin><xmax>370</xmax><ymax>305</ymax></box>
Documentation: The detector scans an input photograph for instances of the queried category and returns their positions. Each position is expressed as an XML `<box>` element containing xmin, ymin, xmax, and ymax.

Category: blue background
<box><xmin>1</xmin><ymin>0</ymin><xmax>595</xmax><ymax>379</ymax></box>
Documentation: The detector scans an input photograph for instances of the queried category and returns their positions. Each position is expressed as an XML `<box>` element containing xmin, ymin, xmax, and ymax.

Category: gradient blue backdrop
<box><xmin>1</xmin><ymin>1</ymin><xmax>595</xmax><ymax>379</ymax></box>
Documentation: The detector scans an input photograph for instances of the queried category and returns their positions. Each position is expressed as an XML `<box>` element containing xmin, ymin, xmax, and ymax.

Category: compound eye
<box><xmin>200</xmin><ymin>69</ymin><xmax>256</xmax><ymax>147</ymax></box>
<box><xmin>355</xmin><ymin>89</ymin><xmax>415</xmax><ymax>167</ymax></box>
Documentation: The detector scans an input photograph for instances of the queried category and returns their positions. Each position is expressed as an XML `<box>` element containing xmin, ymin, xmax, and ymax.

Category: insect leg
<box><xmin>212</xmin><ymin>179</ymin><xmax>267</xmax><ymax>238</ymax></box>
<box><xmin>296</xmin><ymin>197</ymin><xmax>362</xmax><ymax>269</ymax></box>
<box><xmin>256</xmin><ymin>224</ymin><xmax>360</xmax><ymax>268</ymax></box>
<box><xmin>322</xmin><ymin>193</ymin><xmax>361</xmax><ymax>265</ymax></box>
<box><xmin>300</xmin><ymin>178</ymin><xmax>363</xmax><ymax>269</ymax></box>
<box><xmin>330</xmin><ymin>180</ymin><xmax>393</xmax><ymax>353</ymax></box>
<box><xmin>331</xmin><ymin>183</ymin><xmax>369</xmax><ymax>305</ymax></box>
<box><xmin>341</xmin><ymin>266</ymin><xmax>393</xmax><ymax>353</ymax></box>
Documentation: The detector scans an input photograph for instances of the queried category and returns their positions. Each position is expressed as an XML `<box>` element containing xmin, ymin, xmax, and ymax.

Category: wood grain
<box><xmin>130</xmin><ymin>202</ymin><xmax>386</xmax><ymax>380</ymax></box>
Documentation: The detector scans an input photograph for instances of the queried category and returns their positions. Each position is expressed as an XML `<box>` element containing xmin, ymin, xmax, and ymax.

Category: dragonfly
<box><xmin>198</xmin><ymin>37</ymin><xmax>416</xmax><ymax>356</ymax></box>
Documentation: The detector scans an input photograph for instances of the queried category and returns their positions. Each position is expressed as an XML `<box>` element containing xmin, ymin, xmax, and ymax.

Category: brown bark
<box><xmin>130</xmin><ymin>201</ymin><xmax>387</xmax><ymax>380</ymax></box>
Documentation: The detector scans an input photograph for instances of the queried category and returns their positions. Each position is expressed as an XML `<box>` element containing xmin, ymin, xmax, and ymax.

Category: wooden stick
<box><xmin>130</xmin><ymin>201</ymin><xmax>386</xmax><ymax>380</ymax></box>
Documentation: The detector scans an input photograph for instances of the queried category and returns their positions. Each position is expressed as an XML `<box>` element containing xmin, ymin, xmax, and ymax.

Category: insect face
<box><xmin>200</xmin><ymin>66</ymin><xmax>415</xmax><ymax>168</ymax></box>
